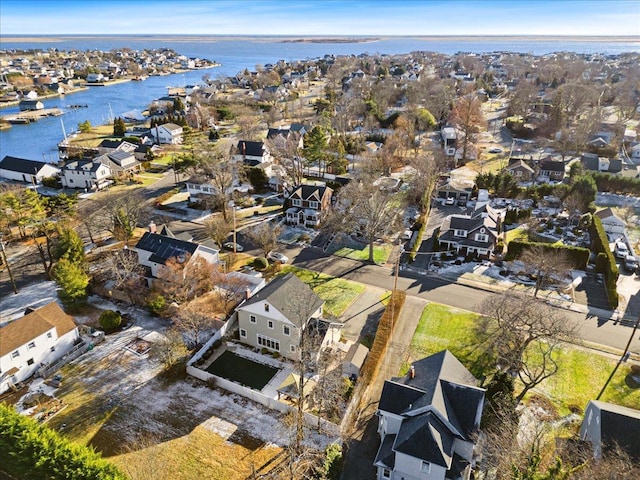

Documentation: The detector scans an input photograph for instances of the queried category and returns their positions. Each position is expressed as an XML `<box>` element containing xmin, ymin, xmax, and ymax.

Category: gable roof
<box><xmin>240</xmin><ymin>273</ymin><xmax>323</xmax><ymax>327</ymax></box>
<box><xmin>159</xmin><ymin>123</ymin><xmax>182</xmax><ymax>132</ymax></box>
<box><xmin>0</xmin><ymin>156</ymin><xmax>51</xmax><ymax>175</ymax></box>
<box><xmin>0</xmin><ymin>302</ymin><xmax>77</xmax><ymax>357</ymax></box>
<box><xmin>236</xmin><ymin>140</ymin><xmax>267</xmax><ymax>157</ymax></box>
<box><xmin>585</xmin><ymin>400</ymin><xmax>640</xmax><ymax>459</ymax></box>
<box><xmin>594</xmin><ymin>207</ymin><xmax>624</xmax><ymax>223</ymax></box>
<box><xmin>377</xmin><ymin>350</ymin><xmax>485</xmax><ymax>470</ymax></box>
<box><xmin>134</xmin><ymin>231</ymin><xmax>199</xmax><ymax>264</ymax></box>
<box><xmin>506</xmin><ymin>159</ymin><xmax>535</xmax><ymax>174</ymax></box>
<box><xmin>288</xmin><ymin>184</ymin><xmax>332</xmax><ymax>202</ymax></box>
<box><xmin>539</xmin><ymin>159</ymin><xmax>565</xmax><ymax>172</ymax></box>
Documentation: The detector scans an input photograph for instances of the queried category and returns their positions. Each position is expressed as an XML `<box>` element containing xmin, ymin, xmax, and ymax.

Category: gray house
<box><xmin>579</xmin><ymin>400</ymin><xmax>640</xmax><ymax>460</ymax></box>
<box><xmin>375</xmin><ymin>350</ymin><xmax>485</xmax><ymax>480</ymax></box>
<box><xmin>236</xmin><ymin>274</ymin><xmax>323</xmax><ymax>360</ymax></box>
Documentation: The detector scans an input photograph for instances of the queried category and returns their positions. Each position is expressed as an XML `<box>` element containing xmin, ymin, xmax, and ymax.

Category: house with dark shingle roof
<box><xmin>285</xmin><ymin>184</ymin><xmax>333</xmax><ymax>228</ymax></box>
<box><xmin>60</xmin><ymin>159</ymin><xmax>112</xmax><ymax>190</ymax></box>
<box><xmin>579</xmin><ymin>400</ymin><xmax>640</xmax><ymax>461</ymax></box>
<box><xmin>236</xmin><ymin>274</ymin><xmax>324</xmax><ymax>360</ymax></box>
<box><xmin>0</xmin><ymin>156</ymin><xmax>60</xmax><ymax>184</ymax></box>
<box><xmin>133</xmin><ymin>231</ymin><xmax>219</xmax><ymax>286</ymax></box>
<box><xmin>438</xmin><ymin>204</ymin><xmax>502</xmax><ymax>258</ymax></box>
<box><xmin>0</xmin><ymin>302</ymin><xmax>79</xmax><ymax>394</ymax></box>
<box><xmin>232</xmin><ymin>140</ymin><xmax>273</xmax><ymax>167</ymax></box>
<box><xmin>537</xmin><ymin>157</ymin><xmax>565</xmax><ymax>183</ymax></box>
<box><xmin>94</xmin><ymin>150</ymin><xmax>141</xmax><ymax>177</ymax></box>
<box><xmin>374</xmin><ymin>350</ymin><xmax>485</xmax><ymax>480</ymax></box>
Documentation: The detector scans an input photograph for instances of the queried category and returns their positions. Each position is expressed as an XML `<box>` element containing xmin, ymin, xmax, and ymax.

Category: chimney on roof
<box><xmin>410</xmin><ymin>365</ymin><xmax>415</xmax><ymax>379</ymax></box>
<box><xmin>246</xmin><ymin>287</ymin><xmax>251</xmax><ymax>300</ymax></box>
<box><xmin>148</xmin><ymin>222</ymin><xmax>157</xmax><ymax>233</ymax></box>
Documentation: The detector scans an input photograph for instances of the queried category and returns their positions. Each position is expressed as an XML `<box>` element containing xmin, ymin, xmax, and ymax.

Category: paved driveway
<box><xmin>339</xmin><ymin>285</ymin><xmax>389</xmax><ymax>343</ymax></box>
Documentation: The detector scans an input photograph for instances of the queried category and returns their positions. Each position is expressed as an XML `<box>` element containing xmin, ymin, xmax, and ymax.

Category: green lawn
<box><xmin>326</xmin><ymin>233</ymin><xmax>392</xmax><ymax>264</ymax></box>
<box><xmin>280</xmin><ymin>266</ymin><xmax>365</xmax><ymax>317</ymax></box>
<box><xmin>408</xmin><ymin>303</ymin><xmax>640</xmax><ymax>415</ymax></box>
<box><xmin>505</xmin><ymin>226</ymin><xmax>528</xmax><ymax>243</ymax></box>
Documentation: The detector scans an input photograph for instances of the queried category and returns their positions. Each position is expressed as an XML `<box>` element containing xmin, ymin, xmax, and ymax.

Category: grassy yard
<box><xmin>408</xmin><ymin>303</ymin><xmax>640</xmax><ymax>415</ymax></box>
<box><xmin>504</xmin><ymin>226</ymin><xmax>528</xmax><ymax>243</ymax></box>
<box><xmin>280</xmin><ymin>266</ymin><xmax>365</xmax><ymax>317</ymax></box>
<box><xmin>327</xmin><ymin>234</ymin><xmax>392</xmax><ymax>264</ymax></box>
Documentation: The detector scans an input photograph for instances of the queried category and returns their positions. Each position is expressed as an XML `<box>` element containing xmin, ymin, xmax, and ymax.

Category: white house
<box><xmin>0</xmin><ymin>302</ymin><xmax>80</xmax><ymax>394</ymax></box>
<box><xmin>236</xmin><ymin>274</ymin><xmax>324</xmax><ymax>361</ymax></box>
<box><xmin>594</xmin><ymin>208</ymin><xmax>626</xmax><ymax>235</ymax></box>
<box><xmin>133</xmin><ymin>230</ymin><xmax>219</xmax><ymax>286</ymax></box>
<box><xmin>232</xmin><ymin>140</ymin><xmax>273</xmax><ymax>166</ymax></box>
<box><xmin>152</xmin><ymin>123</ymin><xmax>183</xmax><ymax>144</ymax></box>
<box><xmin>60</xmin><ymin>160</ymin><xmax>113</xmax><ymax>190</ymax></box>
<box><xmin>375</xmin><ymin>350</ymin><xmax>485</xmax><ymax>480</ymax></box>
<box><xmin>0</xmin><ymin>156</ymin><xmax>60</xmax><ymax>184</ymax></box>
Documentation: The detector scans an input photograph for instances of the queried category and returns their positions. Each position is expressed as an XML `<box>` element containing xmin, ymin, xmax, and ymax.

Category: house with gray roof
<box><xmin>233</xmin><ymin>140</ymin><xmax>273</xmax><ymax>167</ymax></box>
<box><xmin>236</xmin><ymin>274</ymin><xmax>324</xmax><ymax>360</ymax></box>
<box><xmin>438</xmin><ymin>204</ymin><xmax>502</xmax><ymax>257</ymax></box>
<box><xmin>60</xmin><ymin>159</ymin><xmax>112</xmax><ymax>190</ymax></box>
<box><xmin>374</xmin><ymin>350</ymin><xmax>485</xmax><ymax>480</ymax></box>
<box><xmin>94</xmin><ymin>150</ymin><xmax>141</xmax><ymax>177</ymax></box>
<box><xmin>0</xmin><ymin>156</ymin><xmax>60</xmax><ymax>184</ymax></box>
<box><xmin>133</xmin><ymin>231</ymin><xmax>219</xmax><ymax>286</ymax></box>
<box><xmin>579</xmin><ymin>400</ymin><xmax>640</xmax><ymax>461</ymax></box>
<box><xmin>285</xmin><ymin>184</ymin><xmax>333</xmax><ymax>228</ymax></box>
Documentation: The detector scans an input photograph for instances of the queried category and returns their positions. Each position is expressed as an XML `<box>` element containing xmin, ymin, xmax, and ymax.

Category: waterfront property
<box><xmin>60</xmin><ymin>159</ymin><xmax>113</xmax><ymax>190</ymax></box>
<box><xmin>0</xmin><ymin>156</ymin><xmax>60</xmax><ymax>184</ymax></box>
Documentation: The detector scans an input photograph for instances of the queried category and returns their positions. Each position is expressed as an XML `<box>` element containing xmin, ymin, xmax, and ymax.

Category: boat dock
<box><xmin>2</xmin><ymin>108</ymin><xmax>64</xmax><ymax>124</ymax></box>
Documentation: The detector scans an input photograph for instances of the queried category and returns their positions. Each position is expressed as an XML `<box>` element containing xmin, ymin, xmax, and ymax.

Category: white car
<box><xmin>614</xmin><ymin>241</ymin><xmax>629</xmax><ymax>259</ymax></box>
<box><xmin>445</xmin><ymin>197</ymin><xmax>455</xmax><ymax>205</ymax></box>
<box><xmin>267</xmin><ymin>251</ymin><xmax>289</xmax><ymax>263</ymax></box>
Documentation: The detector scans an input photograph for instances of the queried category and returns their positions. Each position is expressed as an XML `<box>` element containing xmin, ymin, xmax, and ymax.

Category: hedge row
<box><xmin>588</xmin><ymin>215</ymin><xmax>619</xmax><ymax>309</ymax></box>
<box><xmin>0</xmin><ymin>404</ymin><xmax>126</xmax><ymax>480</ymax></box>
<box><xmin>359</xmin><ymin>290</ymin><xmax>406</xmax><ymax>385</ymax></box>
<box><xmin>505</xmin><ymin>240</ymin><xmax>590</xmax><ymax>269</ymax></box>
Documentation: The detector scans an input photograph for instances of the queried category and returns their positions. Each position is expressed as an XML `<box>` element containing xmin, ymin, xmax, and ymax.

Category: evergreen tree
<box><xmin>53</xmin><ymin>258</ymin><xmax>89</xmax><ymax>309</ymax></box>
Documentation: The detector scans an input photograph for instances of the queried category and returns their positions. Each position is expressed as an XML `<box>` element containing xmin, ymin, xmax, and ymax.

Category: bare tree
<box><xmin>105</xmin><ymin>248</ymin><xmax>146</xmax><ymax>303</ymax></box>
<box><xmin>174</xmin><ymin>303</ymin><xmax>215</xmax><ymax>349</ymax></box>
<box><xmin>325</xmin><ymin>173</ymin><xmax>401</xmax><ymax>263</ymax></box>
<box><xmin>519</xmin><ymin>245</ymin><xmax>573</xmax><ymax>298</ymax></box>
<box><xmin>477</xmin><ymin>291</ymin><xmax>578</xmax><ymax>403</ymax></box>
<box><xmin>265</xmin><ymin>134</ymin><xmax>305</xmax><ymax>186</ymax></box>
<box><xmin>204</xmin><ymin>215</ymin><xmax>233</xmax><ymax>248</ymax></box>
<box><xmin>245</xmin><ymin>221</ymin><xmax>282</xmax><ymax>256</ymax></box>
<box><xmin>154</xmin><ymin>255</ymin><xmax>216</xmax><ymax>304</ymax></box>
<box><xmin>449</xmin><ymin>91</ymin><xmax>485</xmax><ymax>165</ymax></box>
<box><xmin>151</xmin><ymin>328</ymin><xmax>189</xmax><ymax>369</ymax></box>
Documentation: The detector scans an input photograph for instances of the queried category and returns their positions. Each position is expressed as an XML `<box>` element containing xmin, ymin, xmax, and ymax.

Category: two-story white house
<box><xmin>133</xmin><ymin>230</ymin><xmax>219</xmax><ymax>286</ymax></box>
<box><xmin>0</xmin><ymin>156</ymin><xmax>60</xmax><ymax>184</ymax></box>
<box><xmin>152</xmin><ymin>123</ymin><xmax>183</xmax><ymax>145</ymax></box>
<box><xmin>285</xmin><ymin>184</ymin><xmax>333</xmax><ymax>228</ymax></box>
<box><xmin>0</xmin><ymin>302</ymin><xmax>80</xmax><ymax>394</ymax></box>
<box><xmin>236</xmin><ymin>274</ymin><xmax>324</xmax><ymax>361</ymax></box>
<box><xmin>437</xmin><ymin>204</ymin><xmax>502</xmax><ymax>258</ymax></box>
<box><xmin>94</xmin><ymin>150</ymin><xmax>141</xmax><ymax>178</ymax></box>
<box><xmin>60</xmin><ymin>160</ymin><xmax>113</xmax><ymax>190</ymax></box>
<box><xmin>375</xmin><ymin>350</ymin><xmax>485</xmax><ymax>480</ymax></box>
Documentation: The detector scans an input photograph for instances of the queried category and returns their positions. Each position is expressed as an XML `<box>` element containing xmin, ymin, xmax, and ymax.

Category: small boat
<box><xmin>67</xmin><ymin>104</ymin><xmax>88</xmax><ymax>109</ymax></box>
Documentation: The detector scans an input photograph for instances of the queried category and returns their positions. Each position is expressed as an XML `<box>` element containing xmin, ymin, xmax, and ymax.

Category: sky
<box><xmin>0</xmin><ymin>0</ymin><xmax>639</xmax><ymax>36</ymax></box>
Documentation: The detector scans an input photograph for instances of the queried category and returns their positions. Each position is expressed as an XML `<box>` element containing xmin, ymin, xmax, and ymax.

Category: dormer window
<box><xmin>292</xmin><ymin>199</ymin><xmax>302</xmax><ymax>207</ymax></box>
<box><xmin>454</xmin><ymin>229</ymin><xmax>467</xmax><ymax>237</ymax></box>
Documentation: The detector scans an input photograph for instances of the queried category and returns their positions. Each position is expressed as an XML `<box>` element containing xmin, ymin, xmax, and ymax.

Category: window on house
<box><xmin>421</xmin><ymin>461</ymin><xmax>431</xmax><ymax>473</ymax></box>
<box><xmin>290</xmin><ymin>345</ymin><xmax>296</xmax><ymax>352</ymax></box>
<box><xmin>268</xmin><ymin>320</ymin><xmax>274</xmax><ymax>329</ymax></box>
<box><xmin>250</xmin><ymin>315</ymin><xmax>256</xmax><ymax>323</ymax></box>
<box><xmin>240</xmin><ymin>329</ymin><xmax>247</xmax><ymax>338</ymax></box>
<box><xmin>515</xmin><ymin>170</ymin><xmax>522</xmax><ymax>176</ymax></box>
<box><xmin>46</xmin><ymin>332</ymin><xmax>53</xmax><ymax>339</ymax></box>
<box><xmin>309</xmin><ymin>201</ymin><xmax>319</xmax><ymax>209</ymax></box>
<box><xmin>292</xmin><ymin>199</ymin><xmax>302</xmax><ymax>207</ymax></box>
<box><xmin>11</xmin><ymin>350</ymin><xmax>19</xmax><ymax>358</ymax></box>
<box><xmin>382</xmin><ymin>469</ymin><xmax>391</xmax><ymax>478</ymax></box>
<box><xmin>454</xmin><ymin>229</ymin><xmax>466</xmax><ymax>237</ymax></box>
<box><xmin>257</xmin><ymin>334</ymin><xmax>280</xmax><ymax>352</ymax></box>
<box><xmin>264</xmin><ymin>304</ymin><xmax>269</xmax><ymax>312</ymax></box>
<box><xmin>283</xmin><ymin>326</ymin><xmax>290</xmax><ymax>336</ymax></box>
<box><xmin>50</xmin><ymin>346</ymin><xmax>56</xmax><ymax>352</ymax></box>
<box><xmin>28</xmin><ymin>341</ymin><xmax>36</xmax><ymax>349</ymax></box>
<box><xmin>475</xmin><ymin>234</ymin><xmax>489</xmax><ymax>242</ymax></box>
<box><xmin>27</xmin><ymin>358</ymin><xmax>34</xmax><ymax>366</ymax></box>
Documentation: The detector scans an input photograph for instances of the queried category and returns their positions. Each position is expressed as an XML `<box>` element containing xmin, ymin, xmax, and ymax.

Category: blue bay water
<box><xmin>1</xmin><ymin>35</ymin><xmax>638</xmax><ymax>161</ymax></box>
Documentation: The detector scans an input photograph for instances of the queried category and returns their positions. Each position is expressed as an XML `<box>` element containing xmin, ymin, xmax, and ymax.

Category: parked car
<box><xmin>623</xmin><ymin>254</ymin><xmax>638</xmax><ymax>273</ymax></box>
<box><xmin>614</xmin><ymin>241</ymin><xmax>629</xmax><ymax>259</ymax></box>
<box><xmin>267</xmin><ymin>251</ymin><xmax>288</xmax><ymax>263</ymax></box>
<box><xmin>223</xmin><ymin>242</ymin><xmax>244</xmax><ymax>252</ymax></box>
<box><xmin>401</xmin><ymin>229</ymin><xmax>413</xmax><ymax>240</ymax></box>
<box><xmin>488</xmin><ymin>147</ymin><xmax>503</xmax><ymax>154</ymax></box>
<box><xmin>445</xmin><ymin>197</ymin><xmax>455</xmax><ymax>205</ymax></box>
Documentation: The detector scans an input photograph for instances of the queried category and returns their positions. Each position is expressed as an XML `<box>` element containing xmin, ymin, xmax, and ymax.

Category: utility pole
<box><xmin>596</xmin><ymin>313</ymin><xmax>640</xmax><ymax>400</ymax></box>
<box><xmin>0</xmin><ymin>234</ymin><xmax>18</xmax><ymax>294</ymax></box>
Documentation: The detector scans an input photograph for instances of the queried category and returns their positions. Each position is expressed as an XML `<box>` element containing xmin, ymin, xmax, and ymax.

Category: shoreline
<box><xmin>0</xmin><ymin>87</ymin><xmax>90</xmax><ymax>109</ymax></box>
